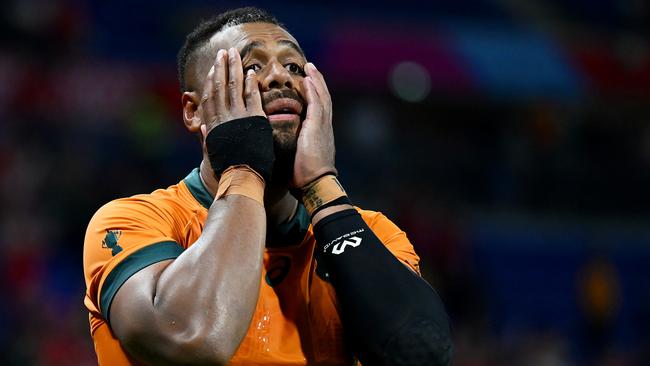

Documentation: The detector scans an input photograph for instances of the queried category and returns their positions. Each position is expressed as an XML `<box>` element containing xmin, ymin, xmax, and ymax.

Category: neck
<box><xmin>199</xmin><ymin>159</ymin><xmax>298</xmax><ymax>226</ymax></box>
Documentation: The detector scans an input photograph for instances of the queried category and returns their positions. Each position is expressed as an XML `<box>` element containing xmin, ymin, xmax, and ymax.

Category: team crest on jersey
<box><xmin>102</xmin><ymin>230</ymin><xmax>123</xmax><ymax>256</ymax></box>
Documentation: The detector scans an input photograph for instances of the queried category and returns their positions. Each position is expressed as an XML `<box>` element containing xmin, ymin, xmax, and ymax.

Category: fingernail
<box><xmin>307</xmin><ymin>62</ymin><xmax>316</xmax><ymax>71</ymax></box>
<box><xmin>247</xmin><ymin>69</ymin><xmax>255</xmax><ymax>76</ymax></box>
<box><xmin>216</xmin><ymin>49</ymin><xmax>225</xmax><ymax>59</ymax></box>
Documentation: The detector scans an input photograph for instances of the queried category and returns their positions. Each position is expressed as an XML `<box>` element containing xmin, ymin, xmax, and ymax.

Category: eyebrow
<box><xmin>239</xmin><ymin>39</ymin><xmax>305</xmax><ymax>60</ymax></box>
<box><xmin>239</xmin><ymin>41</ymin><xmax>263</xmax><ymax>60</ymax></box>
<box><xmin>278</xmin><ymin>40</ymin><xmax>305</xmax><ymax>57</ymax></box>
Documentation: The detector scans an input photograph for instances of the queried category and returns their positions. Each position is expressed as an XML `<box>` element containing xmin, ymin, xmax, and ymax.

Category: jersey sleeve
<box><xmin>83</xmin><ymin>196</ymin><xmax>185</xmax><ymax>324</ymax></box>
<box><xmin>358</xmin><ymin>209</ymin><xmax>421</xmax><ymax>275</ymax></box>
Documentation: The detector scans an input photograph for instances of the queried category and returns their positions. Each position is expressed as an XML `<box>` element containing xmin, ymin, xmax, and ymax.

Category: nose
<box><xmin>261</xmin><ymin>60</ymin><xmax>293</xmax><ymax>91</ymax></box>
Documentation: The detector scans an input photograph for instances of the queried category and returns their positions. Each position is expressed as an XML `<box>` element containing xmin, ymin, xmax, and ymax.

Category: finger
<box><xmin>305</xmin><ymin>63</ymin><xmax>332</xmax><ymax>122</ymax></box>
<box><xmin>200</xmin><ymin>124</ymin><xmax>207</xmax><ymax>143</ymax></box>
<box><xmin>213</xmin><ymin>49</ymin><xmax>229</xmax><ymax>113</ymax></box>
<box><xmin>200</xmin><ymin>124</ymin><xmax>211</xmax><ymax>167</ymax></box>
<box><xmin>303</xmin><ymin>77</ymin><xmax>323</xmax><ymax>123</ymax></box>
<box><xmin>244</xmin><ymin>69</ymin><xmax>264</xmax><ymax>116</ymax></box>
<box><xmin>201</xmin><ymin>65</ymin><xmax>216</xmax><ymax>118</ymax></box>
<box><xmin>305</xmin><ymin>63</ymin><xmax>331</xmax><ymax>101</ymax></box>
<box><xmin>227</xmin><ymin>48</ymin><xmax>244</xmax><ymax>111</ymax></box>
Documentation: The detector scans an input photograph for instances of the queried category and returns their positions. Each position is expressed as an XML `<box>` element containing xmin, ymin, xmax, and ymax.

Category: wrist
<box><xmin>299</xmin><ymin>174</ymin><xmax>351</xmax><ymax>217</ymax></box>
<box><xmin>311</xmin><ymin>203</ymin><xmax>354</xmax><ymax>226</ymax></box>
<box><xmin>216</xmin><ymin>165</ymin><xmax>265</xmax><ymax>205</ymax></box>
<box><xmin>206</xmin><ymin>116</ymin><xmax>274</xmax><ymax>183</ymax></box>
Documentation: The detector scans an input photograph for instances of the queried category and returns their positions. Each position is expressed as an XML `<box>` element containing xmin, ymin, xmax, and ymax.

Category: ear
<box><xmin>182</xmin><ymin>91</ymin><xmax>202</xmax><ymax>133</ymax></box>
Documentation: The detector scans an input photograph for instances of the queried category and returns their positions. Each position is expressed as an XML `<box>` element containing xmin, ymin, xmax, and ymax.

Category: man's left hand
<box><xmin>292</xmin><ymin>63</ymin><xmax>337</xmax><ymax>189</ymax></box>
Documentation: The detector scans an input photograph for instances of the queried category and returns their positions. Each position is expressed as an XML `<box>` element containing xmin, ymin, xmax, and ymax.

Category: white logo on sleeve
<box><xmin>331</xmin><ymin>236</ymin><xmax>362</xmax><ymax>255</ymax></box>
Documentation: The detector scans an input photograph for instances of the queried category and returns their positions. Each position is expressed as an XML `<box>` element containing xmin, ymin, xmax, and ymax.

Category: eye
<box><xmin>243</xmin><ymin>64</ymin><xmax>261</xmax><ymax>73</ymax></box>
<box><xmin>285</xmin><ymin>63</ymin><xmax>305</xmax><ymax>76</ymax></box>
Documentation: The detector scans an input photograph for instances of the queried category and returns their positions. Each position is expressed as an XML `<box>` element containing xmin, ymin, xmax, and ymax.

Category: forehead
<box><xmin>208</xmin><ymin>22</ymin><xmax>300</xmax><ymax>56</ymax></box>
<box><xmin>188</xmin><ymin>23</ymin><xmax>301</xmax><ymax>91</ymax></box>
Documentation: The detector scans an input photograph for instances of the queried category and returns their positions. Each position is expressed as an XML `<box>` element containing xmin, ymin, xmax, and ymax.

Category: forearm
<box><xmin>313</xmin><ymin>208</ymin><xmax>452</xmax><ymax>366</ymax></box>
<box><xmin>302</xmin><ymin>176</ymin><xmax>452</xmax><ymax>366</ymax></box>
<box><xmin>150</xmin><ymin>194</ymin><xmax>266</xmax><ymax>361</ymax></box>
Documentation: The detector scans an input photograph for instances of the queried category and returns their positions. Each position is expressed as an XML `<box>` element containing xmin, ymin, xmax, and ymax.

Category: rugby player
<box><xmin>83</xmin><ymin>7</ymin><xmax>452</xmax><ymax>365</ymax></box>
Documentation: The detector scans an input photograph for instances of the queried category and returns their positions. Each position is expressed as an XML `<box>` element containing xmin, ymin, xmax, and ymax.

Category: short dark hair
<box><xmin>177</xmin><ymin>7</ymin><xmax>284</xmax><ymax>92</ymax></box>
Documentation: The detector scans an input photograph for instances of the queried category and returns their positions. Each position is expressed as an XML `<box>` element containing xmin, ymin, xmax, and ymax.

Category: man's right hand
<box><xmin>199</xmin><ymin>48</ymin><xmax>275</xmax><ymax>182</ymax></box>
<box><xmin>199</xmin><ymin>47</ymin><xmax>266</xmax><ymax>138</ymax></box>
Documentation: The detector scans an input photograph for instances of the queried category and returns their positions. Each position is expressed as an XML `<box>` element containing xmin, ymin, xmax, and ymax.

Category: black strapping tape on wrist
<box><xmin>205</xmin><ymin>116</ymin><xmax>275</xmax><ymax>182</ymax></box>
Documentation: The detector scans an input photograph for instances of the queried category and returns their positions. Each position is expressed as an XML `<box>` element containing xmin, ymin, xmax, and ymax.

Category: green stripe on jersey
<box><xmin>100</xmin><ymin>241</ymin><xmax>184</xmax><ymax>322</ymax></box>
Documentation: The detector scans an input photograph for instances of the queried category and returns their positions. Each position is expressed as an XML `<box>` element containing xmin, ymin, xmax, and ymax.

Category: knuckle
<box><xmin>214</xmin><ymin>80</ymin><xmax>224</xmax><ymax>90</ymax></box>
<box><xmin>228</xmin><ymin>79</ymin><xmax>238</xmax><ymax>89</ymax></box>
<box><xmin>207</xmin><ymin>117</ymin><xmax>219</xmax><ymax>127</ymax></box>
<box><xmin>216</xmin><ymin>112</ymin><xmax>228</xmax><ymax>123</ymax></box>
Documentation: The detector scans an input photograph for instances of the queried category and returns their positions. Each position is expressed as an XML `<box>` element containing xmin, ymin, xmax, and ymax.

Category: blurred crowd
<box><xmin>1</xmin><ymin>0</ymin><xmax>649</xmax><ymax>365</ymax></box>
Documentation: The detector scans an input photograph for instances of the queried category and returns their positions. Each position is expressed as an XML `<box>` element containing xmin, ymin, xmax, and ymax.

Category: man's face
<box><xmin>191</xmin><ymin>23</ymin><xmax>307</xmax><ymax>156</ymax></box>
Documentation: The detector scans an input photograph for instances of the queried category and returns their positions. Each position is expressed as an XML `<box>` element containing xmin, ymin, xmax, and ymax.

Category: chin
<box><xmin>273</xmin><ymin>129</ymin><xmax>297</xmax><ymax>147</ymax></box>
<box><xmin>270</xmin><ymin>131</ymin><xmax>297</xmax><ymax>186</ymax></box>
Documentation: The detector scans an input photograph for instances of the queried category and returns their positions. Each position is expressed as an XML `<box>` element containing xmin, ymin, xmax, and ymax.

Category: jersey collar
<box><xmin>183</xmin><ymin>167</ymin><xmax>310</xmax><ymax>246</ymax></box>
<box><xmin>183</xmin><ymin>168</ymin><xmax>213</xmax><ymax>209</ymax></box>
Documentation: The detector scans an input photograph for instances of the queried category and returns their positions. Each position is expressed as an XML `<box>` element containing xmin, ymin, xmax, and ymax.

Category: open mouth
<box><xmin>264</xmin><ymin>98</ymin><xmax>303</xmax><ymax>123</ymax></box>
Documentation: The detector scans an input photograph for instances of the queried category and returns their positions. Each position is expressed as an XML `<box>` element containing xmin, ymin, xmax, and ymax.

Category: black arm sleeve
<box><xmin>313</xmin><ymin>209</ymin><xmax>452</xmax><ymax>366</ymax></box>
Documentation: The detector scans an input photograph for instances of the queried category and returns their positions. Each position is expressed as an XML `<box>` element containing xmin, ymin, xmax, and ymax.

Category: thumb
<box><xmin>200</xmin><ymin>124</ymin><xmax>209</xmax><ymax>155</ymax></box>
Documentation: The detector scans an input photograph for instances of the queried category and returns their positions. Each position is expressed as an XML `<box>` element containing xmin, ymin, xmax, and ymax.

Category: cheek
<box><xmin>294</xmin><ymin>79</ymin><xmax>306</xmax><ymax>97</ymax></box>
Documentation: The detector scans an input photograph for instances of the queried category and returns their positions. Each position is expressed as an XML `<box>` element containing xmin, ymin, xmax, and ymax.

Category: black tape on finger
<box><xmin>206</xmin><ymin>116</ymin><xmax>275</xmax><ymax>182</ymax></box>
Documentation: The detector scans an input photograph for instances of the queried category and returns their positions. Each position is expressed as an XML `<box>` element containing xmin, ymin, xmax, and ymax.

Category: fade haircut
<box><xmin>177</xmin><ymin>7</ymin><xmax>284</xmax><ymax>92</ymax></box>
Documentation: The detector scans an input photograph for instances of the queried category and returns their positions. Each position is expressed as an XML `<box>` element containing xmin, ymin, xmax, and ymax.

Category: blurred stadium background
<box><xmin>1</xmin><ymin>0</ymin><xmax>649</xmax><ymax>364</ymax></box>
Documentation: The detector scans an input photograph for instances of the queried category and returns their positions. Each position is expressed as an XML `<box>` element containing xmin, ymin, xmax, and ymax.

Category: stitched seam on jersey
<box><xmin>99</xmin><ymin>241</ymin><xmax>184</xmax><ymax>323</ymax></box>
<box><xmin>183</xmin><ymin>168</ymin><xmax>213</xmax><ymax>209</ymax></box>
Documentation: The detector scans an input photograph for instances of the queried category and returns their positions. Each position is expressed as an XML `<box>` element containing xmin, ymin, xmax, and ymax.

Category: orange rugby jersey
<box><xmin>83</xmin><ymin>168</ymin><xmax>421</xmax><ymax>366</ymax></box>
